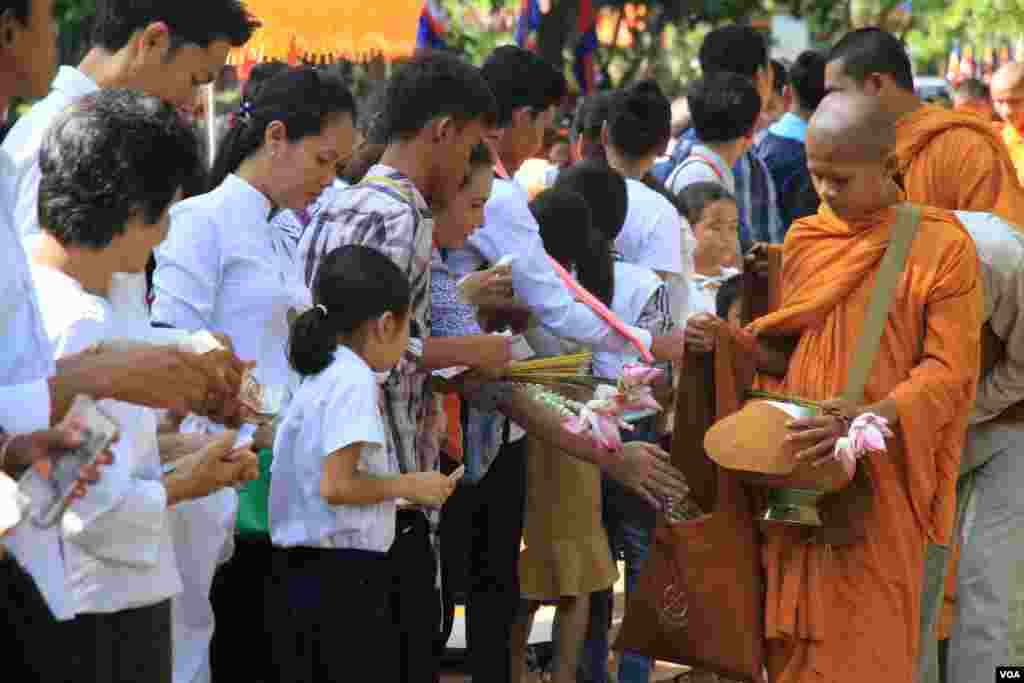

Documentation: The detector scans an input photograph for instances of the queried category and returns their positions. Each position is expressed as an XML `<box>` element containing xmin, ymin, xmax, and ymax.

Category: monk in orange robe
<box><xmin>826</xmin><ymin>28</ymin><xmax>1024</xmax><ymax>225</ymax></box>
<box><xmin>991</xmin><ymin>63</ymin><xmax>1024</xmax><ymax>186</ymax></box>
<box><xmin>743</xmin><ymin>93</ymin><xmax>982</xmax><ymax>682</ymax></box>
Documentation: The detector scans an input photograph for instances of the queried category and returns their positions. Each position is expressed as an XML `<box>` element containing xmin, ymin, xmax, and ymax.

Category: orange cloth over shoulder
<box><xmin>747</xmin><ymin>203</ymin><xmax>983</xmax><ymax>682</ymax></box>
<box><xmin>894</xmin><ymin>104</ymin><xmax>1024</xmax><ymax>225</ymax></box>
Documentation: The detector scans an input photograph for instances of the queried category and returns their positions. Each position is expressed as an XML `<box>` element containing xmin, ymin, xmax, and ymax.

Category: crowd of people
<box><xmin>0</xmin><ymin>2</ymin><xmax>1022</xmax><ymax>683</ymax></box>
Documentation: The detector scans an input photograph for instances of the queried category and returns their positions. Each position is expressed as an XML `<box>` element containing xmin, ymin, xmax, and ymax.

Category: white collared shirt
<box><xmin>615</xmin><ymin>178</ymin><xmax>690</xmax><ymax>324</ymax></box>
<box><xmin>153</xmin><ymin>173</ymin><xmax>309</xmax><ymax>396</ymax></box>
<box><xmin>616</xmin><ymin>179</ymin><xmax>684</xmax><ymax>277</ymax></box>
<box><xmin>0</xmin><ymin>148</ymin><xmax>52</xmax><ymax>433</ymax></box>
<box><xmin>31</xmin><ymin>265</ymin><xmax>182</xmax><ymax>615</ymax></box>
<box><xmin>271</xmin><ymin>345</ymin><xmax>396</xmax><ymax>552</ymax></box>
<box><xmin>0</xmin><ymin>145</ymin><xmax>66</xmax><ymax>619</ymax></box>
<box><xmin>2</xmin><ymin>66</ymin><xmax>100</xmax><ymax>242</ymax></box>
<box><xmin>455</xmin><ymin>177</ymin><xmax>653</xmax><ymax>353</ymax></box>
<box><xmin>152</xmin><ymin>173</ymin><xmax>309</xmax><ymax>683</ymax></box>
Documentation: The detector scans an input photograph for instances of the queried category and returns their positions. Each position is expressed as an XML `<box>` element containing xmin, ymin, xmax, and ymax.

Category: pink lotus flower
<box><xmin>849</xmin><ymin>413</ymin><xmax>893</xmax><ymax>454</ymax></box>
<box><xmin>825</xmin><ymin>413</ymin><xmax>892</xmax><ymax>475</ymax></box>
<box><xmin>564</xmin><ymin>408</ymin><xmax>625</xmax><ymax>451</ymax></box>
<box><xmin>619</xmin><ymin>364</ymin><xmax>665</xmax><ymax>391</ymax></box>
<box><xmin>618</xmin><ymin>386</ymin><xmax>662</xmax><ymax>413</ymax></box>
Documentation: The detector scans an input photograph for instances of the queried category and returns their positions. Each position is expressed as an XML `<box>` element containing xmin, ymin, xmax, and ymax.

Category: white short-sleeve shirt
<box><xmin>615</xmin><ymin>179</ymin><xmax>684</xmax><ymax>277</ymax></box>
<box><xmin>270</xmin><ymin>346</ymin><xmax>397</xmax><ymax>553</ymax></box>
<box><xmin>615</xmin><ymin>178</ymin><xmax>691</xmax><ymax>325</ymax></box>
<box><xmin>31</xmin><ymin>265</ymin><xmax>182</xmax><ymax>615</ymax></box>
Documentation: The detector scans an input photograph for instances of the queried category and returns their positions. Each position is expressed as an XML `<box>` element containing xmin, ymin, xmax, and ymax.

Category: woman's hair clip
<box><xmin>237</xmin><ymin>100</ymin><xmax>254</xmax><ymax>124</ymax></box>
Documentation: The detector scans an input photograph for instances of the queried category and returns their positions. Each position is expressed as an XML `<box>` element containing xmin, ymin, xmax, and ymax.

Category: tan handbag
<box><xmin>614</xmin><ymin>332</ymin><xmax>767</xmax><ymax>682</ymax></box>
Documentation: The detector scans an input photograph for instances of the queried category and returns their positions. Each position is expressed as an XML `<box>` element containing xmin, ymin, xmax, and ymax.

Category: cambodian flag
<box><xmin>573</xmin><ymin>0</ymin><xmax>597</xmax><ymax>94</ymax></box>
<box><xmin>417</xmin><ymin>0</ymin><xmax>448</xmax><ymax>51</ymax></box>
<box><xmin>515</xmin><ymin>0</ymin><xmax>541</xmax><ymax>49</ymax></box>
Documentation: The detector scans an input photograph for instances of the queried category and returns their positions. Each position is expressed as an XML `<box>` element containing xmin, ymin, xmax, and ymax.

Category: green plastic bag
<box><xmin>235</xmin><ymin>448</ymin><xmax>273</xmax><ymax>537</ymax></box>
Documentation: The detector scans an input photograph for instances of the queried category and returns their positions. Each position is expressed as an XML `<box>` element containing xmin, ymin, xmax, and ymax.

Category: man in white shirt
<box><xmin>3</xmin><ymin>0</ymin><xmax>259</xmax><ymax>242</ymax></box>
<box><xmin>0</xmin><ymin>4</ymin><xmax>251</xmax><ymax>681</ymax></box>
<box><xmin>29</xmin><ymin>88</ymin><xmax>260</xmax><ymax>683</ymax></box>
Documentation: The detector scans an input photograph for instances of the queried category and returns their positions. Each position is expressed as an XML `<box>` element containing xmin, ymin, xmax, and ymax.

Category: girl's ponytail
<box><xmin>288</xmin><ymin>245</ymin><xmax>411</xmax><ymax>376</ymax></box>
<box><xmin>288</xmin><ymin>305</ymin><xmax>336</xmax><ymax>377</ymax></box>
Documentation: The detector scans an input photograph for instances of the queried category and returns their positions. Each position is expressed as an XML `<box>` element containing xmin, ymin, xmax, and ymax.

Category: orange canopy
<box><xmin>230</xmin><ymin>0</ymin><xmax>422</xmax><ymax>64</ymax></box>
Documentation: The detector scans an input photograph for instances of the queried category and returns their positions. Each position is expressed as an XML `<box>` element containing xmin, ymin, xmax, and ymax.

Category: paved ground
<box><xmin>439</xmin><ymin>562</ymin><xmax>693</xmax><ymax>682</ymax></box>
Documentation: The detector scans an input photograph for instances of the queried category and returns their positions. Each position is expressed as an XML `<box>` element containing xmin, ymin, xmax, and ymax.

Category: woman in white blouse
<box><xmin>151</xmin><ymin>66</ymin><xmax>358</xmax><ymax>683</ymax></box>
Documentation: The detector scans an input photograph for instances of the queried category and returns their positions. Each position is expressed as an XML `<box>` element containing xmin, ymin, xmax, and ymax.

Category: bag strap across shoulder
<box><xmin>841</xmin><ymin>203</ymin><xmax>921</xmax><ymax>405</ymax></box>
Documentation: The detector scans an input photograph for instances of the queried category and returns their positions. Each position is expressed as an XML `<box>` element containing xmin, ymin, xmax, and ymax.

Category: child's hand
<box><xmin>403</xmin><ymin>471</ymin><xmax>456</xmax><ymax>508</ymax></box>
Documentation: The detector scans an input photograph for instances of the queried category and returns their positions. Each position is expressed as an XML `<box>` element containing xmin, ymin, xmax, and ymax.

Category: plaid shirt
<box><xmin>733</xmin><ymin>148</ymin><xmax>785</xmax><ymax>248</ymax></box>
<box><xmin>298</xmin><ymin>165</ymin><xmax>438</xmax><ymax>476</ymax></box>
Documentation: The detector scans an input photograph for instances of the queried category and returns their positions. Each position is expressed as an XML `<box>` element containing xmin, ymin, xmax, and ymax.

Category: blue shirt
<box><xmin>768</xmin><ymin>112</ymin><xmax>808</xmax><ymax>142</ymax></box>
<box><xmin>756</xmin><ymin>113</ymin><xmax>820</xmax><ymax>231</ymax></box>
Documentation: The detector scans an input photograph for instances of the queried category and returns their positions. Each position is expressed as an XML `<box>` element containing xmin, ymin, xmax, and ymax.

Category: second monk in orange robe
<box><xmin>826</xmin><ymin>27</ymin><xmax>1024</xmax><ymax>226</ymax></box>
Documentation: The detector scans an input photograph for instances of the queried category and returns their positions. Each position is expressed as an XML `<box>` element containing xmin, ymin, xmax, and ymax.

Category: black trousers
<box><xmin>0</xmin><ymin>557</ymin><xmax>66</xmax><ymax>682</ymax></box>
<box><xmin>210</xmin><ymin>534</ymin><xmax>277</xmax><ymax>683</ymax></box>
<box><xmin>389</xmin><ymin>508</ymin><xmax>443</xmax><ymax>683</ymax></box>
<box><xmin>465</xmin><ymin>438</ymin><xmax>528</xmax><ymax>683</ymax></box>
<box><xmin>68</xmin><ymin>599</ymin><xmax>172</xmax><ymax>683</ymax></box>
<box><xmin>0</xmin><ymin>558</ymin><xmax>171</xmax><ymax>683</ymax></box>
<box><xmin>273</xmin><ymin>546</ymin><xmax>396</xmax><ymax>683</ymax></box>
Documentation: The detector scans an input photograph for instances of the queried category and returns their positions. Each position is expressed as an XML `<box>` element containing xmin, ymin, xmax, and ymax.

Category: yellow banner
<box><xmin>229</xmin><ymin>0</ymin><xmax>422</xmax><ymax>63</ymax></box>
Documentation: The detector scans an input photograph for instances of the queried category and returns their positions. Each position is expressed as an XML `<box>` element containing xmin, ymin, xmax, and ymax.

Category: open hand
<box><xmin>604</xmin><ymin>441</ymin><xmax>688</xmax><ymax>511</ymax></box>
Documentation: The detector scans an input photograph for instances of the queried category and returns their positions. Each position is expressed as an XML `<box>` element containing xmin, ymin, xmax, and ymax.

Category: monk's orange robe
<box><xmin>748</xmin><ymin>204</ymin><xmax>982</xmax><ymax>682</ymax></box>
<box><xmin>894</xmin><ymin>104</ymin><xmax>1024</xmax><ymax>224</ymax></box>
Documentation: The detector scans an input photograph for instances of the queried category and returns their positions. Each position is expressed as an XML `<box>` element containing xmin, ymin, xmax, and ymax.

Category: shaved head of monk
<box><xmin>805</xmin><ymin>92</ymin><xmax>901</xmax><ymax>220</ymax></box>
<box><xmin>991</xmin><ymin>63</ymin><xmax>1024</xmax><ymax>130</ymax></box>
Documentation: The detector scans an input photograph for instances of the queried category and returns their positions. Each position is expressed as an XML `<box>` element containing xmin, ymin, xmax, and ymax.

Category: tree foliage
<box><xmin>55</xmin><ymin>0</ymin><xmax>96</xmax><ymax>64</ymax></box>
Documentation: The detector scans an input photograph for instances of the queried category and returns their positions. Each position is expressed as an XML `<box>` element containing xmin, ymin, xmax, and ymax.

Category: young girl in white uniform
<box><xmin>270</xmin><ymin>245</ymin><xmax>455</xmax><ymax>682</ymax></box>
<box><xmin>150</xmin><ymin>67</ymin><xmax>358</xmax><ymax>683</ymax></box>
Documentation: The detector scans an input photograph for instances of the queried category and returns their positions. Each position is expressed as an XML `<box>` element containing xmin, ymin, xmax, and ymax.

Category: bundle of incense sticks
<box><xmin>499</xmin><ymin>352</ymin><xmax>599</xmax><ymax>388</ymax></box>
